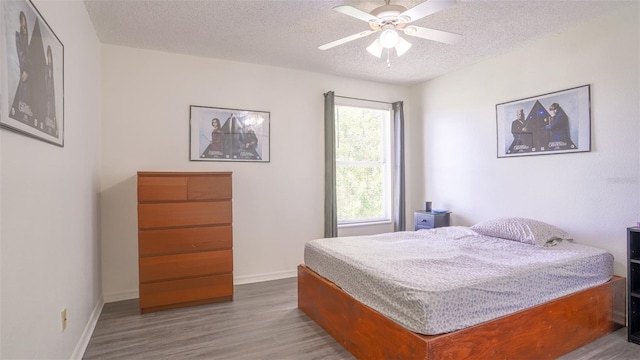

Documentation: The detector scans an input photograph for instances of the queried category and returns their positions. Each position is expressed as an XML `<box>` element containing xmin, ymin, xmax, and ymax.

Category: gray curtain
<box><xmin>393</xmin><ymin>101</ymin><xmax>406</xmax><ymax>231</ymax></box>
<box><xmin>324</xmin><ymin>91</ymin><xmax>338</xmax><ymax>237</ymax></box>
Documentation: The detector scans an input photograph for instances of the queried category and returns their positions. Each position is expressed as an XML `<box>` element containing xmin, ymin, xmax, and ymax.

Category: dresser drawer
<box><xmin>139</xmin><ymin>226</ymin><xmax>232</xmax><ymax>256</ymax></box>
<box><xmin>415</xmin><ymin>212</ymin><xmax>435</xmax><ymax>229</ymax></box>
<box><xmin>138</xmin><ymin>176</ymin><xmax>188</xmax><ymax>202</ymax></box>
<box><xmin>139</xmin><ymin>273</ymin><xmax>233</xmax><ymax>309</ymax></box>
<box><xmin>138</xmin><ymin>201</ymin><xmax>232</xmax><ymax>229</ymax></box>
<box><xmin>139</xmin><ymin>250</ymin><xmax>233</xmax><ymax>283</ymax></box>
<box><xmin>188</xmin><ymin>175</ymin><xmax>232</xmax><ymax>200</ymax></box>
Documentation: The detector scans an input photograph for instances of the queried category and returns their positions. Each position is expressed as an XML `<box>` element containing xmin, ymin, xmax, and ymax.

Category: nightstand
<box><xmin>414</xmin><ymin>211</ymin><xmax>450</xmax><ymax>231</ymax></box>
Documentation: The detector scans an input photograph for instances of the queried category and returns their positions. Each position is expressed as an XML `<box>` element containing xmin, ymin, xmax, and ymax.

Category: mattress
<box><xmin>303</xmin><ymin>226</ymin><xmax>613</xmax><ymax>335</ymax></box>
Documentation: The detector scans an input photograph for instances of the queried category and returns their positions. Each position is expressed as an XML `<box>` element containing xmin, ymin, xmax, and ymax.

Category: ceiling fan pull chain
<box><xmin>386</xmin><ymin>48</ymin><xmax>391</xmax><ymax>68</ymax></box>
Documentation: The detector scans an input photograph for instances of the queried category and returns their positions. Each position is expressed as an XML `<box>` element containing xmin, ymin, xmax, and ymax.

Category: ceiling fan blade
<box><xmin>397</xmin><ymin>0</ymin><xmax>456</xmax><ymax>23</ymax></box>
<box><xmin>333</xmin><ymin>5</ymin><xmax>381</xmax><ymax>23</ymax></box>
<box><xmin>319</xmin><ymin>30</ymin><xmax>375</xmax><ymax>50</ymax></box>
<box><xmin>403</xmin><ymin>26</ymin><xmax>461</xmax><ymax>44</ymax></box>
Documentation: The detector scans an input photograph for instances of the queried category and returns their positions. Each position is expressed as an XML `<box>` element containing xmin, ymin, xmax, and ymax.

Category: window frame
<box><xmin>334</xmin><ymin>98</ymin><xmax>394</xmax><ymax>226</ymax></box>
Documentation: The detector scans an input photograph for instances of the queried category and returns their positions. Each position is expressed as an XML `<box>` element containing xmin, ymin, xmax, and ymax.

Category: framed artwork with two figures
<box><xmin>189</xmin><ymin>105</ymin><xmax>270</xmax><ymax>162</ymax></box>
<box><xmin>0</xmin><ymin>0</ymin><xmax>64</xmax><ymax>147</ymax></box>
<box><xmin>496</xmin><ymin>85</ymin><xmax>591</xmax><ymax>158</ymax></box>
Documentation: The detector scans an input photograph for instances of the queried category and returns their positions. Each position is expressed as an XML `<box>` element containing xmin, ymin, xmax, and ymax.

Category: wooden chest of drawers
<box><xmin>137</xmin><ymin>172</ymin><xmax>233</xmax><ymax>313</ymax></box>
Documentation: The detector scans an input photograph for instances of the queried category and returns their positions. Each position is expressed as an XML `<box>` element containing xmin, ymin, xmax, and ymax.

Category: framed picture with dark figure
<box><xmin>496</xmin><ymin>85</ymin><xmax>590</xmax><ymax>158</ymax></box>
<box><xmin>0</xmin><ymin>0</ymin><xmax>64</xmax><ymax>147</ymax></box>
<box><xmin>189</xmin><ymin>105</ymin><xmax>270</xmax><ymax>162</ymax></box>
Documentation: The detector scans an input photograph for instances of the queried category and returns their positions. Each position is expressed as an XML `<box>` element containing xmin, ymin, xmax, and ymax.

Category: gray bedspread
<box><xmin>303</xmin><ymin>226</ymin><xmax>613</xmax><ymax>335</ymax></box>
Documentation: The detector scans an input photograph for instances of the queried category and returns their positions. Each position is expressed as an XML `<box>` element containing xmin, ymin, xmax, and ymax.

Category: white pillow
<box><xmin>470</xmin><ymin>217</ymin><xmax>572</xmax><ymax>247</ymax></box>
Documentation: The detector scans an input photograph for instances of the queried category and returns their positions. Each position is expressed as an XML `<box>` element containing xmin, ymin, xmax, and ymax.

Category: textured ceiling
<box><xmin>83</xmin><ymin>0</ymin><xmax>629</xmax><ymax>86</ymax></box>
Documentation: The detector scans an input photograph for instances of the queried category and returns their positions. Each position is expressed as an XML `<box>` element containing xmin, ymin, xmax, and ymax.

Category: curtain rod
<box><xmin>333</xmin><ymin>94</ymin><xmax>396</xmax><ymax>105</ymax></box>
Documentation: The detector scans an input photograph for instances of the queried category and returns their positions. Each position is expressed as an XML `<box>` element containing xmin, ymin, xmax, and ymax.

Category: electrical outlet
<box><xmin>61</xmin><ymin>308</ymin><xmax>67</xmax><ymax>332</ymax></box>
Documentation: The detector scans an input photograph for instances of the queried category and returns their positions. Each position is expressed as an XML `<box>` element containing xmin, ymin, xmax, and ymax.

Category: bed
<box><xmin>298</xmin><ymin>218</ymin><xmax>626</xmax><ymax>359</ymax></box>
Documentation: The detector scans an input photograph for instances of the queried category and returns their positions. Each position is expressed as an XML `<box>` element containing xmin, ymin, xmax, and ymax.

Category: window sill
<box><xmin>338</xmin><ymin>220</ymin><xmax>392</xmax><ymax>228</ymax></box>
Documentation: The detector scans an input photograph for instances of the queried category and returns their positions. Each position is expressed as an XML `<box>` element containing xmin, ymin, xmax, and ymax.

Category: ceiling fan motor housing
<box><xmin>369</xmin><ymin>4</ymin><xmax>410</xmax><ymax>31</ymax></box>
<box><xmin>370</xmin><ymin>4</ymin><xmax>406</xmax><ymax>21</ymax></box>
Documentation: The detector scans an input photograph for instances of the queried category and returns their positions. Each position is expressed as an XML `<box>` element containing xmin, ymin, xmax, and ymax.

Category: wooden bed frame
<box><xmin>298</xmin><ymin>265</ymin><xmax>626</xmax><ymax>360</ymax></box>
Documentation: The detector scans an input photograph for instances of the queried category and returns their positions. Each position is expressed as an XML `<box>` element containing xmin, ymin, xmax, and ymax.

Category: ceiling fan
<box><xmin>319</xmin><ymin>0</ymin><xmax>461</xmax><ymax>59</ymax></box>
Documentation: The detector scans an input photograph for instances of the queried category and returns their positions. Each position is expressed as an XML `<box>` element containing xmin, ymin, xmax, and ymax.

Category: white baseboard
<box><xmin>234</xmin><ymin>269</ymin><xmax>297</xmax><ymax>285</ymax></box>
<box><xmin>70</xmin><ymin>296</ymin><xmax>104</xmax><ymax>360</ymax></box>
<box><xmin>102</xmin><ymin>270</ymin><xmax>298</xmax><ymax>304</ymax></box>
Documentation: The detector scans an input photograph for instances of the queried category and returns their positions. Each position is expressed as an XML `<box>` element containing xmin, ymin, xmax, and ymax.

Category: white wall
<box><xmin>409</xmin><ymin>4</ymin><xmax>639</xmax><ymax>276</ymax></box>
<box><xmin>0</xmin><ymin>1</ymin><xmax>102</xmax><ymax>359</ymax></box>
<box><xmin>100</xmin><ymin>46</ymin><xmax>410</xmax><ymax>300</ymax></box>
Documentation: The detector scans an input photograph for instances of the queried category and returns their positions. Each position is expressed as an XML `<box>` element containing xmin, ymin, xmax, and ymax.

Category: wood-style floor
<box><xmin>83</xmin><ymin>277</ymin><xmax>639</xmax><ymax>359</ymax></box>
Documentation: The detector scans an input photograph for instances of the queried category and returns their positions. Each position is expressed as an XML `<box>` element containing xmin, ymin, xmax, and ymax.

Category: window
<box><xmin>335</xmin><ymin>100</ymin><xmax>393</xmax><ymax>225</ymax></box>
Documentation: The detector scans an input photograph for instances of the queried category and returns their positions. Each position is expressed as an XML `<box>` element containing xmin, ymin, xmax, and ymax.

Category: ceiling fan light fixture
<box><xmin>379</xmin><ymin>29</ymin><xmax>399</xmax><ymax>48</ymax></box>
<box><xmin>366</xmin><ymin>39</ymin><xmax>384</xmax><ymax>58</ymax></box>
<box><xmin>394</xmin><ymin>37</ymin><xmax>412</xmax><ymax>57</ymax></box>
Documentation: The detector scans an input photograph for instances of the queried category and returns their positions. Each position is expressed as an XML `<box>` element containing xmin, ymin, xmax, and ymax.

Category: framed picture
<box><xmin>496</xmin><ymin>85</ymin><xmax>590</xmax><ymax>158</ymax></box>
<box><xmin>190</xmin><ymin>105</ymin><xmax>270</xmax><ymax>162</ymax></box>
<box><xmin>0</xmin><ymin>0</ymin><xmax>64</xmax><ymax>147</ymax></box>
